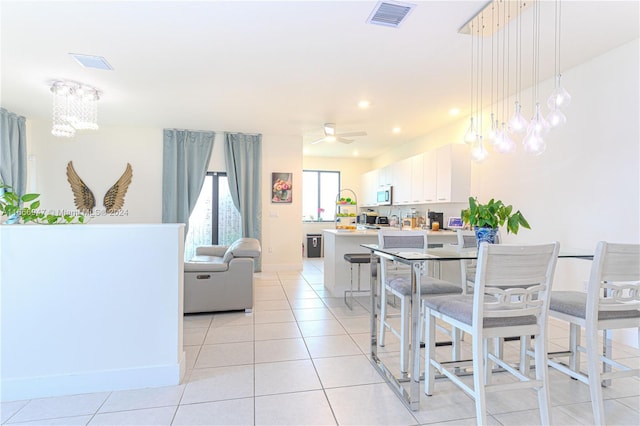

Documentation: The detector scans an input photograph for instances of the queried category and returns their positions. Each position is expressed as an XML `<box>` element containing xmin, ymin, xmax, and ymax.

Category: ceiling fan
<box><xmin>310</xmin><ymin>123</ymin><xmax>367</xmax><ymax>145</ymax></box>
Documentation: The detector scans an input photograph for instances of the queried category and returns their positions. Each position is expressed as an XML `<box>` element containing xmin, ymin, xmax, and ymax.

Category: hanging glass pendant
<box><xmin>546</xmin><ymin>105</ymin><xmax>567</xmax><ymax>128</ymax></box>
<box><xmin>547</xmin><ymin>74</ymin><xmax>572</xmax><ymax>109</ymax></box>
<box><xmin>508</xmin><ymin>101</ymin><xmax>528</xmax><ymax>134</ymax></box>
<box><xmin>528</xmin><ymin>103</ymin><xmax>550</xmax><ymax>135</ymax></box>
<box><xmin>470</xmin><ymin>135</ymin><xmax>488</xmax><ymax>162</ymax></box>
<box><xmin>463</xmin><ymin>117</ymin><xmax>476</xmax><ymax>144</ymax></box>
<box><xmin>486</xmin><ymin>115</ymin><xmax>499</xmax><ymax>145</ymax></box>
<box><xmin>523</xmin><ymin>128</ymin><xmax>546</xmax><ymax>155</ymax></box>
<box><xmin>494</xmin><ymin>123</ymin><xmax>516</xmax><ymax>154</ymax></box>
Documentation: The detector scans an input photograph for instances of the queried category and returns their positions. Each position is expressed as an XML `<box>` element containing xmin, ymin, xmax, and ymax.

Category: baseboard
<box><xmin>1</xmin><ymin>359</ymin><xmax>185</xmax><ymax>402</ymax></box>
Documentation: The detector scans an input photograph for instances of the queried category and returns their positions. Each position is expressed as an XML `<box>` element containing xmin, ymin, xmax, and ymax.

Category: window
<box><xmin>184</xmin><ymin>172</ymin><xmax>242</xmax><ymax>261</ymax></box>
<box><xmin>302</xmin><ymin>170</ymin><xmax>340</xmax><ymax>222</ymax></box>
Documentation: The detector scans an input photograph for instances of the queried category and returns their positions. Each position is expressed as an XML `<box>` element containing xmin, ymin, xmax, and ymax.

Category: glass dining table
<box><xmin>360</xmin><ymin>242</ymin><xmax>594</xmax><ymax>411</ymax></box>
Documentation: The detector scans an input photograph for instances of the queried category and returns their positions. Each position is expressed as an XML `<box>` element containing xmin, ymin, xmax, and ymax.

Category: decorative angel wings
<box><xmin>66</xmin><ymin>161</ymin><xmax>133</xmax><ymax>213</ymax></box>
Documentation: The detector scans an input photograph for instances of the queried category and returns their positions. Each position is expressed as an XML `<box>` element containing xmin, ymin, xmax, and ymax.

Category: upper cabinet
<box><xmin>434</xmin><ymin>144</ymin><xmax>471</xmax><ymax>203</ymax></box>
<box><xmin>410</xmin><ymin>154</ymin><xmax>424</xmax><ymax>204</ymax></box>
<box><xmin>392</xmin><ymin>158</ymin><xmax>413</xmax><ymax>205</ymax></box>
<box><xmin>359</xmin><ymin>144</ymin><xmax>471</xmax><ymax>207</ymax></box>
<box><xmin>360</xmin><ymin>169</ymin><xmax>378</xmax><ymax>207</ymax></box>
<box><xmin>422</xmin><ymin>150</ymin><xmax>437</xmax><ymax>203</ymax></box>
<box><xmin>378</xmin><ymin>165</ymin><xmax>393</xmax><ymax>186</ymax></box>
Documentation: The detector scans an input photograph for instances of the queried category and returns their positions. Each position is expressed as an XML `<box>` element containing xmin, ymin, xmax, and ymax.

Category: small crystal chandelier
<box><xmin>50</xmin><ymin>80</ymin><xmax>100</xmax><ymax>137</ymax></box>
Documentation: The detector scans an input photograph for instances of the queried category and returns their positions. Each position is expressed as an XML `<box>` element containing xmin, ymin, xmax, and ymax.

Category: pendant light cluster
<box><xmin>461</xmin><ymin>0</ymin><xmax>570</xmax><ymax>162</ymax></box>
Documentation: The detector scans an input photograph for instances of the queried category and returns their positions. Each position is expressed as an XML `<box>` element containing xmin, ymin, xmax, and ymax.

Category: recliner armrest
<box><xmin>196</xmin><ymin>245</ymin><xmax>229</xmax><ymax>257</ymax></box>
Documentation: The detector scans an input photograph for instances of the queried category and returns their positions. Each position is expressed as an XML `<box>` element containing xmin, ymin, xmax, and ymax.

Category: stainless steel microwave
<box><xmin>376</xmin><ymin>185</ymin><xmax>392</xmax><ymax>205</ymax></box>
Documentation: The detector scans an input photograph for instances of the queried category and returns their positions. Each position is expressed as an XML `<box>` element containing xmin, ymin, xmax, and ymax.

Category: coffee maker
<box><xmin>427</xmin><ymin>211</ymin><xmax>444</xmax><ymax>230</ymax></box>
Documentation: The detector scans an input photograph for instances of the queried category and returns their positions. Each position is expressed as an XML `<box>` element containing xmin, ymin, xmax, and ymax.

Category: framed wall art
<box><xmin>271</xmin><ymin>172</ymin><xmax>292</xmax><ymax>203</ymax></box>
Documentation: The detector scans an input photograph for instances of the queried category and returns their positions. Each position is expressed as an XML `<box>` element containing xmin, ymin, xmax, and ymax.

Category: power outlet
<box><xmin>268</xmin><ymin>247</ymin><xmax>273</xmax><ymax>253</ymax></box>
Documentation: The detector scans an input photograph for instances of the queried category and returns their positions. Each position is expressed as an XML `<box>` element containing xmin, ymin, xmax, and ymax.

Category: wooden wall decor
<box><xmin>66</xmin><ymin>161</ymin><xmax>133</xmax><ymax>214</ymax></box>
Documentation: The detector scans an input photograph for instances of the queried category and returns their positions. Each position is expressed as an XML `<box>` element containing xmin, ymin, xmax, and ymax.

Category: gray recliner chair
<box><xmin>184</xmin><ymin>238</ymin><xmax>261</xmax><ymax>313</ymax></box>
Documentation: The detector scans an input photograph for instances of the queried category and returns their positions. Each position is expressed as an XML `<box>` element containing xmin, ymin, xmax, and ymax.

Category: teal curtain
<box><xmin>224</xmin><ymin>132</ymin><xmax>262</xmax><ymax>271</ymax></box>
<box><xmin>162</xmin><ymin>129</ymin><xmax>215</xmax><ymax>231</ymax></box>
<box><xmin>0</xmin><ymin>108</ymin><xmax>27</xmax><ymax>194</ymax></box>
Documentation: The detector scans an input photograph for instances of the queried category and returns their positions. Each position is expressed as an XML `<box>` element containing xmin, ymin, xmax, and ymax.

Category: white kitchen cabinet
<box><xmin>392</xmin><ymin>158</ymin><xmax>412</xmax><ymax>205</ymax></box>
<box><xmin>410</xmin><ymin>154</ymin><xmax>424</xmax><ymax>204</ymax></box>
<box><xmin>435</xmin><ymin>144</ymin><xmax>471</xmax><ymax>203</ymax></box>
<box><xmin>360</xmin><ymin>169</ymin><xmax>378</xmax><ymax>207</ymax></box>
<box><xmin>378</xmin><ymin>165</ymin><xmax>393</xmax><ymax>186</ymax></box>
<box><xmin>422</xmin><ymin>150</ymin><xmax>437</xmax><ymax>203</ymax></box>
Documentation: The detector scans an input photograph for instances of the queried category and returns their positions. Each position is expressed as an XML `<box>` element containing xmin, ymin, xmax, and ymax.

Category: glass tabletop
<box><xmin>361</xmin><ymin>243</ymin><xmax>594</xmax><ymax>261</ymax></box>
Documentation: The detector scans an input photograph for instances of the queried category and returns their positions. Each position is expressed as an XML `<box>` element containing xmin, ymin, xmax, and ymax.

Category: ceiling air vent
<box><xmin>366</xmin><ymin>1</ymin><xmax>416</xmax><ymax>28</ymax></box>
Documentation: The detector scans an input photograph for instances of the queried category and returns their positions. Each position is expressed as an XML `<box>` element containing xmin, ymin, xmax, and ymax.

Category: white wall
<box><xmin>27</xmin><ymin>123</ymin><xmax>163</xmax><ymax>223</ymax></box>
<box><xmin>0</xmin><ymin>224</ymin><xmax>185</xmax><ymax>401</ymax></box>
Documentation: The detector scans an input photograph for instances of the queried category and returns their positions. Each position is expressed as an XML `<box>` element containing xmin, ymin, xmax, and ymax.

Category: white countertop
<box><xmin>322</xmin><ymin>228</ymin><xmax>457</xmax><ymax>237</ymax></box>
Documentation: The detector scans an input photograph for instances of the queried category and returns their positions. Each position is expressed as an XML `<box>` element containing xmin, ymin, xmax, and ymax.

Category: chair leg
<box><xmin>451</xmin><ymin>326</ymin><xmax>460</xmax><ymax>362</ymax></box>
<box><xmin>586</xmin><ymin>326</ymin><xmax>606</xmax><ymax>425</ymax></box>
<box><xmin>400</xmin><ymin>296</ymin><xmax>410</xmax><ymax>374</ymax></box>
<box><xmin>424</xmin><ymin>309</ymin><xmax>436</xmax><ymax>396</ymax></box>
<box><xmin>484</xmin><ymin>338</ymin><xmax>492</xmax><ymax>385</ymax></box>
<box><xmin>534</xmin><ymin>332</ymin><xmax>552</xmax><ymax>425</ymax></box>
<box><xmin>473</xmin><ymin>334</ymin><xmax>488</xmax><ymax>425</ymax></box>
<box><xmin>569</xmin><ymin>323</ymin><xmax>580</xmax><ymax>372</ymax></box>
<box><xmin>520</xmin><ymin>335</ymin><xmax>531</xmax><ymax>376</ymax></box>
<box><xmin>379</xmin><ymin>285</ymin><xmax>387</xmax><ymax>347</ymax></box>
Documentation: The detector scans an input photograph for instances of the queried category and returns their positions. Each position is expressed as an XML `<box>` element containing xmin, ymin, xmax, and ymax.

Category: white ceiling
<box><xmin>1</xmin><ymin>1</ymin><xmax>638</xmax><ymax>158</ymax></box>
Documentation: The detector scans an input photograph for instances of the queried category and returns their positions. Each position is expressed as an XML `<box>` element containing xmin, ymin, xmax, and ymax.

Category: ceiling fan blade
<box><xmin>310</xmin><ymin>136</ymin><xmax>327</xmax><ymax>145</ymax></box>
<box><xmin>335</xmin><ymin>131</ymin><xmax>367</xmax><ymax>138</ymax></box>
<box><xmin>337</xmin><ymin>137</ymin><xmax>354</xmax><ymax>144</ymax></box>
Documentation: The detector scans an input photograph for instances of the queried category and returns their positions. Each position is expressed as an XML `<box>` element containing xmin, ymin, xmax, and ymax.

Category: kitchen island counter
<box><xmin>322</xmin><ymin>228</ymin><xmax>458</xmax><ymax>297</ymax></box>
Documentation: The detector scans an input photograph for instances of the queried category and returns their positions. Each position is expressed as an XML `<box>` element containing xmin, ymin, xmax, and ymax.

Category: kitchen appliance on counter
<box><xmin>376</xmin><ymin>216</ymin><xmax>389</xmax><ymax>226</ymax></box>
<box><xmin>428</xmin><ymin>211</ymin><xmax>444</xmax><ymax>230</ymax></box>
<box><xmin>376</xmin><ymin>185</ymin><xmax>392</xmax><ymax>206</ymax></box>
<box><xmin>359</xmin><ymin>211</ymin><xmax>378</xmax><ymax>225</ymax></box>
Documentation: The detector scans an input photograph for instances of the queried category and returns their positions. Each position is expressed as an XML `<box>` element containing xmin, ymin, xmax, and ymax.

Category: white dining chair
<box><xmin>423</xmin><ymin>242</ymin><xmax>560</xmax><ymax>426</ymax></box>
<box><xmin>377</xmin><ymin>229</ymin><xmax>463</xmax><ymax>375</ymax></box>
<box><xmin>547</xmin><ymin>241</ymin><xmax>640</xmax><ymax>425</ymax></box>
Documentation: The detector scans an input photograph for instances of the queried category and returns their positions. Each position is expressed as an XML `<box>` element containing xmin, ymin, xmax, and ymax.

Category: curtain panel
<box><xmin>0</xmin><ymin>108</ymin><xmax>27</xmax><ymax>195</ymax></box>
<box><xmin>224</xmin><ymin>132</ymin><xmax>262</xmax><ymax>271</ymax></box>
<box><xmin>161</xmin><ymin>129</ymin><xmax>215</xmax><ymax>230</ymax></box>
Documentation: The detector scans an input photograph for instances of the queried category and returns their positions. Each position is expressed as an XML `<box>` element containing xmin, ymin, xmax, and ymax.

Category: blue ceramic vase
<box><xmin>474</xmin><ymin>227</ymin><xmax>498</xmax><ymax>247</ymax></box>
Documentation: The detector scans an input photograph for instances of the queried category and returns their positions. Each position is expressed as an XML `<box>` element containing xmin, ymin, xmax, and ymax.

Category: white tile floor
<box><xmin>2</xmin><ymin>258</ymin><xmax>639</xmax><ymax>425</ymax></box>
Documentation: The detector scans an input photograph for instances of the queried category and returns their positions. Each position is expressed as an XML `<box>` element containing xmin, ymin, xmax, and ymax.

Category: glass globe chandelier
<box><xmin>458</xmin><ymin>0</ymin><xmax>571</xmax><ymax>161</ymax></box>
<box><xmin>50</xmin><ymin>80</ymin><xmax>101</xmax><ymax>138</ymax></box>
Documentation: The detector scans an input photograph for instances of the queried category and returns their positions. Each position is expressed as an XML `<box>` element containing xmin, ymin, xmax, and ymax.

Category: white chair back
<box><xmin>587</xmin><ymin>242</ymin><xmax>640</xmax><ymax>319</ymax></box>
<box><xmin>473</xmin><ymin>242</ymin><xmax>560</xmax><ymax>324</ymax></box>
<box><xmin>378</xmin><ymin>229</ymin><xmax>428</xmax><ymax>280</ymax></box>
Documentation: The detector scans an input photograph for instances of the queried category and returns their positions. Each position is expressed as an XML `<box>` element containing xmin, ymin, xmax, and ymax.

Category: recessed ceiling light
<box><xmin>352</xmin><ymin>150</ymin><xmax>360</xmax><ymax>157</ymax></box>
<box><xmin>449</xmin><ymin>108</ymin><xmax>460</xmax><ymax>116</ymax></box>
<box><xmin>392</xmin><ymin>127</ymin><xmax>401</xmax><ymax>134</ymax></box>
<box><xmin>69</xmin><ymin>53</ymin><xmax>113</xmax><ymax>71</ymax></box>
<box><xmin>358</xmin><ymin>100</ymin><xmax>371</xmax><ymax>109</ymax></box>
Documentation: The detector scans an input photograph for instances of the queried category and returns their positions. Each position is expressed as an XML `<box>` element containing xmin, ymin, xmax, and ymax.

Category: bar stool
<box><xmin>343</xmin><ymin>253</ymin><xmax>377</xmax><ymax>309</ymax></box>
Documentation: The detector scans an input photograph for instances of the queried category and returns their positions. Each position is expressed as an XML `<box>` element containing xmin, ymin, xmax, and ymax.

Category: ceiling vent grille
<box><xmin>366</xmin><ymin>1</ymin><xmax>416</xmax><ymax>28</ymax></box>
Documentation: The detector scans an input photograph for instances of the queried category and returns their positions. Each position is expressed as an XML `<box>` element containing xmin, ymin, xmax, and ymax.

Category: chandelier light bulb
<box><xmin>546</xmin><ymin>107</ymin><xmax>567</xmax><ymax>128</ymax></box>
<box><xmin>509</xmin><ymin>101</ymin><xmax>529</xmax><ymax>134</ymax></box>
<box><xmin>463</xmin><ymin>117</ymin><xmax>476</xmax><ymax>144</ymax></box>
<box><xmin>486</xmin><ymin>115</ymin><xmax>498</xmax><ymax>145</ymax></box>
<box><xmin>470</xmin><ymin>135</ymin><xmax>488</xmax><ymax>163</ymax></box>
<box><xmin>523</xmin><ymin>129</ymin><xmax>546</xmax><ymax>156</ymax></box>
<box><xmin>494</xmin><ymin>123</ymin><xmax>516</xmax><ymax>154</ymax></box>
<box><xmin>547</xmin><ymin>75</ymin><xmax>572</xmax><ymax>110</ymax></box>
<box><xmin>528</xmin><ymin>103</ymin><xmax>550</xmax><ymax>136</ymax></box>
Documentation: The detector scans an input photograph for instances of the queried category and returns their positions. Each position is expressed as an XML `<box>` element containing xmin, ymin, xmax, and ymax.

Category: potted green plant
<box><xmin>461</xmin><ymin>197</ymin><xmax>530</xmax><ymax>245</ymax></box>
<box><xmin>1</xmin><ymin>182</ymin><xmax>86</xmax><ymax>224</ymax></box>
